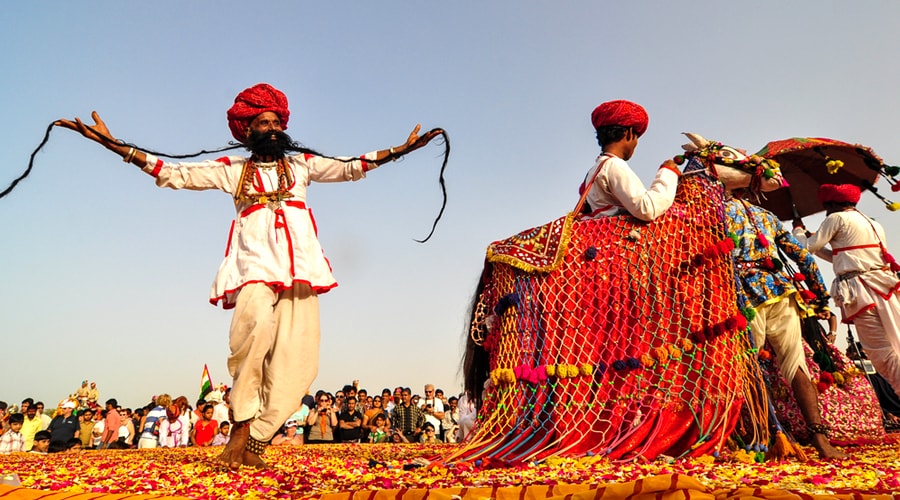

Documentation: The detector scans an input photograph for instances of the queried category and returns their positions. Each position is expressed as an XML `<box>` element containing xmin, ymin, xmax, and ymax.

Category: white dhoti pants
<box><xmin>228</xmin><ymin>282</ymin><xmax>320</xmax><ymax>442</ymax></box>
<box><xmin>749</xmin><ymin>295</ymin><xmax>809</xmax><ymax>384</ymax></box>
<box><xmin>851</xmin><ymin>301</ymin><xmax>900</xmax><ymax>398</ymax></box>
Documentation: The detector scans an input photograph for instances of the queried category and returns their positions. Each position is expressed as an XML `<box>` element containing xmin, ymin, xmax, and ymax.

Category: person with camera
<box><xmin>418</xmin><ymin>384</ymin><xmax>445</xmax><ymax>439</ymax></box>
<box><xmin>305</xmin><ymin>393</ymin><xmax>337</xmax><ymax>443</ymax></box>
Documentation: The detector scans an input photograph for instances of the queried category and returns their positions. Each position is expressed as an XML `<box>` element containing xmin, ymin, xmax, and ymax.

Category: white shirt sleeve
<box><xmin>600</xmin><ymin>158</ymin><xmax>678</xmax><ymax>221</ymax></box>
<box><xmin>802</xmin><ymin>216</ymin><xmax>840</xmax><ymax>262</ymax></box>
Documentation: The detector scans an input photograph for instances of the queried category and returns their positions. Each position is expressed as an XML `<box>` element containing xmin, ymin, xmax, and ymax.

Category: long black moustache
<box><xmin>246</xmin><ymin>129</ymin><xmax>320</xmax><ymax>158</ymax></box>
<box><xmin>3</xmin><ymin>123</ymin><xmax>450</xmax><ymax>243</ymax></box>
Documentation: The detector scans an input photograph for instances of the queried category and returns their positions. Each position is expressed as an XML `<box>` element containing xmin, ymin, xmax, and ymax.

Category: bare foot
<box><xmin>218</xmin><ymin>421</ymin><xmax>249</xmax><ymax>469</ymax></box>
<box><xmin>811</xmin><ymin>435</ymin><xmax>847</xmax><ymax>460</ymax></box>
<box><xmin>242</xmin><ymin>449</ymin><xmax>268</xmax><ymax>469</ymax></box>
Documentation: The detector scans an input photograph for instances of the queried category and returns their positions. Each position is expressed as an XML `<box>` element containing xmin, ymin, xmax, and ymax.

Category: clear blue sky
<box><xmin>2</xmin><ymin>2</ymin><xmax>900</xmax><ymax>410</ymax></box>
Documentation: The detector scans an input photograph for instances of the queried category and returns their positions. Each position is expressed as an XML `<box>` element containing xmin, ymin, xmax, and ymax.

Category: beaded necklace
<box><xmin>236</xmin><ymin>156</ymin><xmax>294</xmax><ymax>207</ymax></box>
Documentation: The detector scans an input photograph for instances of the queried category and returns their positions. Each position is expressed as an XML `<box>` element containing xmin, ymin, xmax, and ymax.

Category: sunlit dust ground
<box><xmin>2</xmin><ymin>441</ymin><xmax>900</xmax><ymax>499</ymax></box>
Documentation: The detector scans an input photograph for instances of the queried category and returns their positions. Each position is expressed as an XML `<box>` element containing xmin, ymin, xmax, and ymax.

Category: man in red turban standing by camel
<box><xmin>795</xmin><ymin>184</ymin><xmax>900</xmax><ymax>400</ymax></box>
<box><xmin>57</xmin><ymin>83</ymin><xmax>440</xmax><ymax>468</ymax></box>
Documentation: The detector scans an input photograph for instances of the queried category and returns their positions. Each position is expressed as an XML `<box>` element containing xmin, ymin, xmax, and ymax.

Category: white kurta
<box><xmin>582</xmin><ymin>153</ymin><xmax>678</xmax><ymax>222</ymax></box>
<box><xmin>143</xmin><ymin>151</ymin><xmax>378</xmax><ymax>442</ymax></box>
<box><xmin>142</xmin><ymin>152</ymin><xmax>377</xmax><ymax>308</ymax></box>
<box><xmin>796</xmin><ymin>211</ymin><xmax>900</xmax><ymax>320</ymax></box>
<box><xmin>796</xmin><ymin>210</ymin><xmax>900</xmax><ymax>396</ymax></box>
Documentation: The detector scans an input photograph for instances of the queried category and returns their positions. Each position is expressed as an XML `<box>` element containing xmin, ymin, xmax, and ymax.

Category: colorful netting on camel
<box><xmin>449</xmin><ymin>168</ymin><xmax>767</xmax><ymax>464</ymax></box>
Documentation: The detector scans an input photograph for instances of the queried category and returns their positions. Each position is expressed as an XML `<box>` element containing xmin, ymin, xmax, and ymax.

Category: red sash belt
<box><xmin>832</xmin><ymin>243</ymin><xmax>880</xmax><ymax>255</ymax></box>
<box><xmin>239</xmin><ymin>200</ymin><xmax>307</xmax><ymax>218</ymax></box>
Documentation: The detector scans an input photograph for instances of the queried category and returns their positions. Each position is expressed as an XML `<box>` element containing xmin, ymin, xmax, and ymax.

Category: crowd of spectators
<box><xmin>0</xmin><ymin>381</ymin><xmax>476</xmax><ymax>454</ymax></box>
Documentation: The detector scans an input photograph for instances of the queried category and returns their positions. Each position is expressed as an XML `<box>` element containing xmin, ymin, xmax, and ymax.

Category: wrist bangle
<box><xmin>123</xmin><ymin>147</ymin><xmax>136</xmax><ymax>163</ymax></box>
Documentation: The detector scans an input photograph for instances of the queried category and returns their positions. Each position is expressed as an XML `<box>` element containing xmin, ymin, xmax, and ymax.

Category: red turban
<box><xmin>819</xmin><ymin>184</ymin><xmax>861</xmax><ymax>205</ymax></box>
<box><xmin>226</xmin><ymin>83</ymin><xmax>290</xmax><ymax>143</ymax></box>
<box><xmin>591</xmin><ymin>100</ymin><xmax>649</xmax><ymax>137</ymax></box>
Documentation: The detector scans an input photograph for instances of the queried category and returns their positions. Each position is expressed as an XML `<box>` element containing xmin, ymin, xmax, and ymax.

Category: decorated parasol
<box><xmin>754</xmin><ymin>137</ymin><xmax>900</xmax><ymax>220</ymax></box>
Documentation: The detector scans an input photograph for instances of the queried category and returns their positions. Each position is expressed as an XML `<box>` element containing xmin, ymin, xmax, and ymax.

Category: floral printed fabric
<box><xmin>725</xmin><ymin>199</ymin><xmax>829</xmax><ymax>310</ymax></box>
<box><xmin>764</xmin><ymin>340</ymin><xmax>885</xmax><ymax>445</ymax></box>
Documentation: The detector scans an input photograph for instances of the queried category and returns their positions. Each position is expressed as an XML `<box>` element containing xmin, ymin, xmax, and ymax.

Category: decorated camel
<box><xmin>448</xmin><ymin>134</ymin><xmax>786</xmax><ymax>464</ymax></box>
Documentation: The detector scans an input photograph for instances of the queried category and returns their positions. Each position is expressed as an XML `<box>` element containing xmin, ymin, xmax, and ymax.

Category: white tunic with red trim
<box><xmin>581</xmin><ymin>153</ymin><xmax>678</xmax><ymax>222</ymax></box>
<box><xmin>141</xmin><ymin>152</ymin><xmax>378</xmax><ymax>309</ymax></box>
<box><xmin>797</xmin><ymin>210</ymin><xmax>900</xmax><ymax>320</ymax></box>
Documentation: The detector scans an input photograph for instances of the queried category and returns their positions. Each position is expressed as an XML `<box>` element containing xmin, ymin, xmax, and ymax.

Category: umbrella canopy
<box><xmin>753</xmin><ymin>137</ymin><xmax>885</xmax><ymax>220</ymax></box>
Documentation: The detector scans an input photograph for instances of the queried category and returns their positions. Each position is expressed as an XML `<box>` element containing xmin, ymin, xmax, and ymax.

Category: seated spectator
<box><xmin>105</xmin><ymin>440</ymin><xmax>130</xmax><ymax>450</ymax></box>
<box><xmin>363</xmin><ymin>396</ymin><xmax>387</xmax><ymax>434</ymax></box>
<box><xmin>338</xmin><ymin>396</ymin><xmax>365</xmax><ymax>443</ymax></box>
<box><xmin>91</xmin><ymin>411</ymin><xmax>105</xmax><ymax>449</ymax></box>
<box><xmin>391</xmin><ymin>388</ymin><xmax>425</xmax><ymax>442</ymax></box>
<box><xmin>306</xmin><ymin>394</ymin><xmax>337</xmax><ymax>444</ymax></box>
<box><xmin>87</xmin><ymin>382</ymin><xmax>100</xmax><ymax>408</ymax></box>
<box><xmin>206</xmin><ymin>390</ymin><xmax>230</xmax><ymax>427</ymax></box>
<box><xmin>419</xmin><ymin>422</ymin><xmax>441</xmax><ymax>444</ymax></box>
<box><xmin>75</xmin><ymin>380</ymin><xmax>90</xmax><ymax>408</ymax></box>
<box><xmin>384</xmin><ymin>388</ymin><xmax>399</xmax><ymax>414</ymax></box>
<box><xmin>287</xmin><ymin>396</ymin><xmax>313</xmax><ymax>430</ymax></box>
<box><xmin>138</xmin><ymin>394</ymin><xmax>171</xmax><ymax>449</ymax></box>
<box><xmin>160</xmin><ymin>405</ymin><xmax>188</xmax><ymax>448</ymax></box>
<box><xmin>441</xmin><ymin>396</ymin><xmax>460</xmax><ymax>443</ymax></box>
<box><xmin>271</xmin><ymin>420</ymin><xmax>303</xmax><ymax>446</ymax></box>
<box><xmin>191</xmin><ymin>404</ymin><xmax>218</xmax><ymax>447</ymax></box>
<box><xmin>419</xmin><ymin>384</ymin><xmax>445</xmax><ymax>440</ymax></box>
<box><xmin>31</xmin><ymin>431</ymin><xmax>51</xmax><ymax>454</ymax></box>
<box><xmin>434</xmin><ymin>388</ymin><xmax>448</xmax><ymax>408</ymax></box>
<box><xmin>66</xmin><ymin>438</ymin><xmax>83</xmax><ymax>453</ymax></box>
<box><xmin>389</xmin><ymin>429</ymin><xmax>408</xmax><ymax>444</ymax></box>
<box><xmin>333</xmin><ymin>389</ymin><xmax>346</xmax><ymax>415</ymax></box>
<box><xmin>48</xmin><ymin>440</ymin><xmax>68</xmax><ymax>453</ymax></box>
<box><xmin>192</xmin><ymin>399</ymin><xmax>206</xmax><ymax>428</ymax></box>
<box><xmin>78</xmin><ymin>408</ymin><xmax>95</xmax><ymax>449</ymax></box>
<box><xmin>99</xmin><ymin>399</ymin><xmax>121</xmax><ymax>450</ymax></box>
<box><xmin>34</xmin><ymin>402</ymin><xmax>52</xmax><ymax>431</ymax></box>
<box><xmin>131</xmin><ymin>408</ymin><xmax>144</xmax><ymax>442</ymax></box>
<box><xmin>0</xmin><ymin>401</ymin><xmax>8</xmax><ymax>435</ymax></box>
<box><xmin>0</xmin><ymin>413</ymin><xmax>25</xmax><ymax>454</ymax></box>
<box><xmin>210</xmin><ymin>421</ymin><xmax>231</xmax><ymax>446</ymax></box>
<box><xmin>357</xmin><ymin>389</ymin><xmax>369</xmax><ymax>411</ymax></box>
<box><xmin>367</xmin><ymin>413</ymin><xmax>389</xmax><ymax>443</ymax></box>
<box><xmin>20</xmin><ymin>404</ymin><xmax>42</xmax><ymax>451</ymax></box>
<box><xmin>457</xmin><ymin>391</ymin><xmax>477</xmax><ymax>443</ymax></box>
<box><xmin>48</xmin><ymin>401</ymin><xmax>80</xmax><ymax>447</ymax></box>
<box><xmin>120</xmin><ymin>408</ymin><xmax>136</xmax><ymax>447</ymax></box>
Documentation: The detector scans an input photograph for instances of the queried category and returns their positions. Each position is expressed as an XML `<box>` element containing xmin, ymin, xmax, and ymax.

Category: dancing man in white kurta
<box><xmin>57</xmin><ymin>83</ymin><xmax>439</xmax><ymax>468</ymax></box>
<box><xmin>794</xmin><ymin>183</ymin><xmax>900</xmax><ymax>399</ymax></box>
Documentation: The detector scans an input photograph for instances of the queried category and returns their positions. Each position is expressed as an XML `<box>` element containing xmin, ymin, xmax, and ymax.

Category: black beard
<box><xmin>246</xmin><ymin>129</ymin><xmax>295</xmax><ymax>158</ymax></box>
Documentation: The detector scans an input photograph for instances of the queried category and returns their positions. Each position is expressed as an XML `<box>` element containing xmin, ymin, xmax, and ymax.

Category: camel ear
<box><xmin>681</xmin><ymin>132</ymin><xmax>709</xmax><ymax>152</ymax></box>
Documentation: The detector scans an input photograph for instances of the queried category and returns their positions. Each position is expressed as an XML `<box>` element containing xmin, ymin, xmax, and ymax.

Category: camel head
<box><xmin>680</xmin><ymin>132</ymin><xmax>785</xmax><ymax>197</ymax></box>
